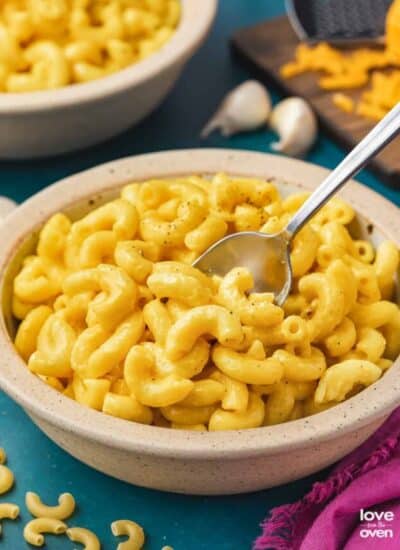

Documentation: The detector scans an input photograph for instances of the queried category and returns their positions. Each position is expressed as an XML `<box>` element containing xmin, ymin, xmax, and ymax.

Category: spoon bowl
<box><xmin>193</xmin><ymin>102</ymin><xmax>400</xmax><ymax>301</ymax></box>
<box><xmin>0</xmin><ymin>148</ymin><xmax>399</xmax><ymax>495</ymax></box>
<box><xmin>193</xmin><ymin>231</ymin><xmax>292</xmax><ymax>305</ymax></box>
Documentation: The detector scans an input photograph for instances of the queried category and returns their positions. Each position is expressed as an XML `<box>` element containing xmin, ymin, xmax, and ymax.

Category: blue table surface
<box><xmin>0</xmin><ymin>2</ymin><xmax>399</xmax><ymax>549</ymax></box>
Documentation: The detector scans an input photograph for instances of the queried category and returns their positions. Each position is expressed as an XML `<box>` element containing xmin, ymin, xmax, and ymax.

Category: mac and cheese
<box><xmin>12</xmin><ymin>174</ymin><xmax>400</xmax><ymax>430</ymax></box>
<box><xmin>0</xmin><ymin>0</ymin><xmax>180</xmax><ymax>93</ymax></box>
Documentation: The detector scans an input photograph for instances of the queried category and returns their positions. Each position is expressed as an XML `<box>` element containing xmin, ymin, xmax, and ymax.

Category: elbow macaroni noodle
<box><xmin>0</xmin><ymin>0</ymin><xmax>180</xmax><ymax>93</ymax></box>
<box><xmin>0</xmin><ymin>503</ymin><xmax>19</xmax><ymax>536</ymax></box>
<box><xmin>26</xmin><ymin>491</ymin><xmax>75</xmax><ymax>520</ymax></box>
<box><xmin>23</xmin><ymin>517</ymin><xmax>67</xmax><ymax>547</ymax></box>
<box><xmin>12</xmin><ymin>173</ymin><xmax>400</xmax><ymax>430</ymax></box>
<box><xmin>0</xmin><ymin>448</ymin><xmax>19</xmax><ymax>537</ymax></box>
<box><xmin>67</xmin><ymin>527</ymin><xmax>101</xmax><ymax>550</ymax></box>
<box><xmin>111</xmin><ymin>519</ymin><xmax>146</xmax><ymax>550</ymax></box>
<box><xmin>0</xmin><ymin>462</ymin><xmax>14</xmax><ymax>495</ymax></box>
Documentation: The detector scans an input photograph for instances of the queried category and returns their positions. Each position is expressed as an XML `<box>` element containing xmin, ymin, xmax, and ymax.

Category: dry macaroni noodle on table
<box><xmin>67</xmin><ymin>526</ymin><xmax>101</xmax><ymax>550</ymax></box>
<box><xmin>0</xmin><ymin>0</ymin><xmax>180</xmax><ymax>92</ymax></box>
<box><xmin>11</xmin><ymin>173</ymin><xmax>400</xmax><ymax>431</ymax></box>
<box><xmin>25</xmin><ymin>491</ymin><xmax>75</xmax><ymax>520</ymax></box>
<box><xmin>0</xmin><ymin>503</ymin><xmax>19</xmax><ymax>535</ymax></box>
<box><xmin>0</xmin><ymin>447</ymin><xmax>14</xmax><ymax>496</ymax></box>
<box><xmin>0</xmin><ymin>463</ymin><xmax>14</xmax><ymax>495</ymax></box>
<box><xmin>23</xmin><ymin>517</ymin><xmax>67</xmax><ymax>547</ymax></box>
<box><xmin>111</xmin><ymin>519</ymin><xmax>145</xmax><ymax>550</ymax></box>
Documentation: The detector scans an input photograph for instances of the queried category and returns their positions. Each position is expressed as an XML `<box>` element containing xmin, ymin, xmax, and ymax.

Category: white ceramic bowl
<box><xmin>0</xmin><ymin>149</ymin><xmax>399</xmax><ymax>495</ymax></box>
<box><xmin>0</xmin><ymin>1</ymin><xmax>216</xmax><ymax>160</ymax></box>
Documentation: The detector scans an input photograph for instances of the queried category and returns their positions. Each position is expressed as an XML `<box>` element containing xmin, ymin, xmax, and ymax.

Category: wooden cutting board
<box><xmin>231</xmin><ymin>16</ymin><xmax>400</xmax><ymax>188</ymax></box>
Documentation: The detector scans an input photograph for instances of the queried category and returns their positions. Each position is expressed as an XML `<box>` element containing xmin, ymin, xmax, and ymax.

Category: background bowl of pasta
<box><xmin>0</xmin><ymin>0</ymin><xmax>216</xmax><ymax>159</ymax></box>
<box><xmin>0</xmin><ymin>149</ymin><xmax>399</xmax><ymax>495</ymax></box>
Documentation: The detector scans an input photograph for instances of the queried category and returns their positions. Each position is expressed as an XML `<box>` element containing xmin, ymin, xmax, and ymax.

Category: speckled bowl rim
<box><xmin>0</xmin><ymin>149</ymin><xmax>399</xmax><ymax>460</ymax></box>
<box><xmin>0</xmin><ymin>0</ymin><xmax>217</xmax><ymax>113</ymax></box>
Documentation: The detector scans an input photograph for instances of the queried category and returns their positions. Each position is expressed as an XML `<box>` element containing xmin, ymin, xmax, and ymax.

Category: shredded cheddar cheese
<box><xmin>358</xmin><ymin>70</ymin><xmax>400</xmax><ymax>120</ymax></box>
<box><xmin>332</xmin><ymin>93</ymin><xmax>354</xmax><ymax>114</ymax></box>
<box><xmin>281</xmin><ymin>0</ymin><xmax>400</xmax><ymax>121</ymax></box>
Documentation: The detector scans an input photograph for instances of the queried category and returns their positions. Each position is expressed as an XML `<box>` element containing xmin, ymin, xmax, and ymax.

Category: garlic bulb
<box><xmin>201</xmin><ymin>80</ymin><xmax>272</xmax><ymax>138</ymax></box>
<box><xmin>269</xmin><ymin>97</ymin><xmax>318</xmax><ymax>157</ymax></box>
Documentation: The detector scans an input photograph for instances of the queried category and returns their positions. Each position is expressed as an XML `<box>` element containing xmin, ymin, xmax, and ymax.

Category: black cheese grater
<box><xmin>286</xmin><ymin>0</ymin><xmax>393</xmax><ymax>44</ymax></box>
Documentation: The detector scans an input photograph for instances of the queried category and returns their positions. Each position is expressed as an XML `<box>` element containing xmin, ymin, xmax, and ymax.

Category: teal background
<box><xmin>0</xmin><ymin>1</ymin><xmax>399</xmax><ymax>549</ymax></box>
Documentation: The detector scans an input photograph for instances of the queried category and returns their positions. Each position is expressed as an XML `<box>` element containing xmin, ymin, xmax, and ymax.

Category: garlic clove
<box><xmin>269</xmin><ymin>97</ymin><xmax>318</xmax><ymax>157</ymax></box>
<box><xmin>201</xmin><ymin>80</ymin><xmax>272</xmax><ymax>138</ymax></box>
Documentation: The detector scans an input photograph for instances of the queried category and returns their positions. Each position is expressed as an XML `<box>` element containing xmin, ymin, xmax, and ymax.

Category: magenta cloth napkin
<box><xmin>254</xmin><ymin>407</ymin><xmax>400</xmax><ymax>550</ymax></box>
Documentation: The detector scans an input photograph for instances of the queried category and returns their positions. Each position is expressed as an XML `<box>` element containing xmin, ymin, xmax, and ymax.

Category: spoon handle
<box><xmin>285</xmin><ymin>101</ymin><xmax>400</xmax><ymax>238</ymax></box>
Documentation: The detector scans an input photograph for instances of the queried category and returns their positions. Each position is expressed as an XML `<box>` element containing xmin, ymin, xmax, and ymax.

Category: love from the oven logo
<box><xmin>359</xmin><ymin>508</ymin><xmax>395</xmax><ymax>539</ymax></box>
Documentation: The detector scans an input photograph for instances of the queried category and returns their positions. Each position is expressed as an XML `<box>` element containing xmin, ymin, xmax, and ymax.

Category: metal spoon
<box><xmin>193</xmin><ymin>102</ymin><xmax>400</xmax><ymax>305</ymax></box>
